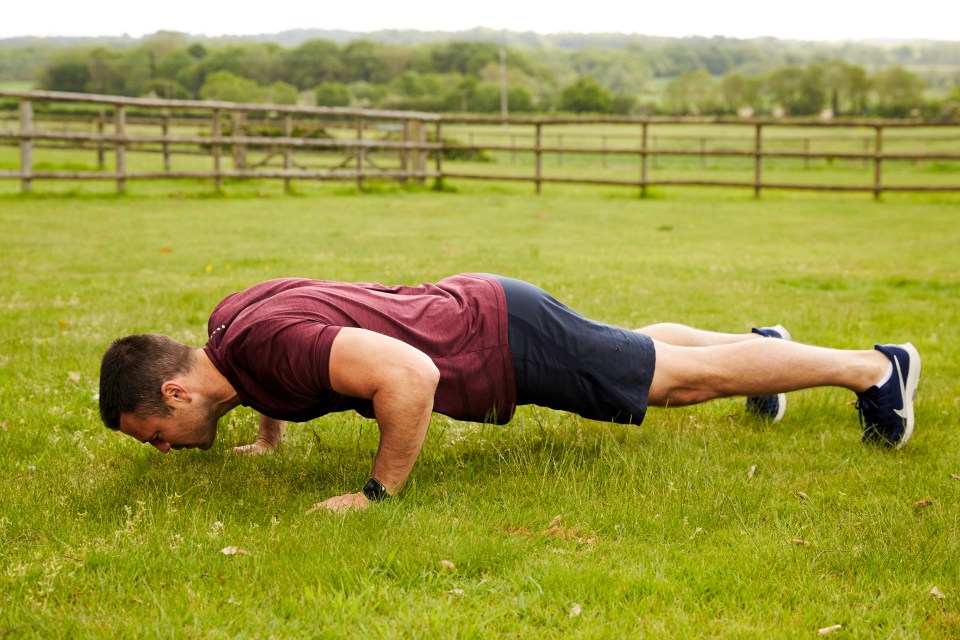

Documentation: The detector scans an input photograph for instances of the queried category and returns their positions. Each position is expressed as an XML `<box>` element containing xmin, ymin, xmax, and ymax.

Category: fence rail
<box><xmin>2</xmin><ymin>90</ymin><xmax>959</xmax><ymax>198</ymax></box>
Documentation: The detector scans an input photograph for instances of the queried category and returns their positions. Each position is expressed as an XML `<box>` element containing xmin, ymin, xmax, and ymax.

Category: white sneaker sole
<box><xmin>894</xmin><ymin>342</ymin><xmax>921</xmax><ymax>449</ymax></box>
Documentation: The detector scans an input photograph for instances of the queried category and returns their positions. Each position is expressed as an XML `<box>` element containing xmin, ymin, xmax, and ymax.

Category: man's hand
<box><xmin>233</xmin><ymin>415</ymin><xmax>285</xmax><ymax>455</ymax></box>
<box><xmin>306</xmin><ymin>492</ymin><xmax>370</xmax><ymax>514</ymax></box>
<box><xmin>233</xmin><ymin>436</ymin><xmax>279</xmax><ymax>455</ymax></box>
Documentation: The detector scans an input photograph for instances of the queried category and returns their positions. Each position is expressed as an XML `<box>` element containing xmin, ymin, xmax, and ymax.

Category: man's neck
<box><xmin>193</xmin><ymin>349</ymin><xmax>242</xmax><ymax>416</ymax></box>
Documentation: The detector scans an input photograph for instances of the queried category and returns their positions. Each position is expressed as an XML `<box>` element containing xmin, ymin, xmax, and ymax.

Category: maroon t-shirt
<box><xmin>202</xmin><ymin>274</ymin><xmax>516</xmax><ymax>424</ymax></box>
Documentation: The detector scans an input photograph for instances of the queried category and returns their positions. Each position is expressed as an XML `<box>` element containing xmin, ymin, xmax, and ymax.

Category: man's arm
<box><xmin>234</xmin><ymin>413</ymin><xmax>286</xmax><ymax>455</ymax></box>
<box><xmin>308</xmin><ymin>327</ymin><xmax>439</xmax><ymax>514</ymax></box>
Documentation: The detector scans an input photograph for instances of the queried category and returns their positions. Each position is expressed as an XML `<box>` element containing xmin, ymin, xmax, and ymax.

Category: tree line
<box><xmin>7</xmin><ymin>31</ymin><xmax>960</xmax><ymax>119</ymax></box>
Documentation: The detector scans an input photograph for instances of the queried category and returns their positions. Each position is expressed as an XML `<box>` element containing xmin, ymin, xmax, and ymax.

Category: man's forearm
<box><xmin>369</xmin><ymin>381</ymin><xmax>434</xmax><ymax>494</ymax></box>
<box><xmin>257</xmin><ymin>414</ymin><xmax>285</xmax><ymax>447</ymax></box>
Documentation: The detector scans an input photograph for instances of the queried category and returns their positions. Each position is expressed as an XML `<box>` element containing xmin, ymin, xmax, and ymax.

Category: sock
<box><xmin>874</xmin><ymin>363</ymin><xmax>893</xmax><ymax>388</ymax></box>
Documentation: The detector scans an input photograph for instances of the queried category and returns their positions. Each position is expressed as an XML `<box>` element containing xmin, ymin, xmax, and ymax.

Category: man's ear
<box><xmin>161</xmin><ymin>381</ymin><xmax>192</xmax><ymax>404</ymax></box>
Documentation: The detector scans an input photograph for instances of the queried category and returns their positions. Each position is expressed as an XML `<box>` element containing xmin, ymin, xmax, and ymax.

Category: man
<box><xmin>99</xmin><ymin>274</ymin><xmax>920</xmax><ymax>513</ymax></box>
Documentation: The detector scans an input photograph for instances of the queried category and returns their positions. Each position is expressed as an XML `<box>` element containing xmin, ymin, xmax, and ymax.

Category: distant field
<box><xmin>0</xmin><ymin>81</ymin><xmax>34</xmax><ymax>91</ymax></box>
<box><xmin>1</xmin><ymin>186</ymin><xmax>959</xmax><ymax>637</ymax></box>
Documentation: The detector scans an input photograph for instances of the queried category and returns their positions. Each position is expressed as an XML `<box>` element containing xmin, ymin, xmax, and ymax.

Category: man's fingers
<box><xmin>306</xmin><ymin>492</ymin><xmax>371</xmax><ymax>515</ymax></box>
<box><xmin>232</xmin><ymin>441</ymin><xmax>275</xmax><ymax>455</ymax></box>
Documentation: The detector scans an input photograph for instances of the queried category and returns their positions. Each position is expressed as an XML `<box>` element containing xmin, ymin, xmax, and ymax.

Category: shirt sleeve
<box><xmin>233</xmin><ymin>318</ymin><xmax>343</xmax><ymax>402</ymax></box>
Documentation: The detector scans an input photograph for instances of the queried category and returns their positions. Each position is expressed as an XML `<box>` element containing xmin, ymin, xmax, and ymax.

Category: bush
<box><xmin>315</xmin><ymin>82</ymin><xmax>351</xmax><ymax>107</ymax></box>
<box><xmin>559</xmin><ymin>77</ymin><xmax>613</xmax><ymax>114</ymax></box>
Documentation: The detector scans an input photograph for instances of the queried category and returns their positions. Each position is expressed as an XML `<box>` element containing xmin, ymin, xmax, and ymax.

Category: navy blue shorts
<box><xmin>492</xmin><ymin>276</ymin><xmax>656</xmax><ymax>425</ymax></box>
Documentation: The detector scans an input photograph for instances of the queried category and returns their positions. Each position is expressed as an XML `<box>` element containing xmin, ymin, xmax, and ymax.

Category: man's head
<box><xmin>99</xmin><ymin>334</ymin><xmax>220</xmax><ymax>452</ymax></box>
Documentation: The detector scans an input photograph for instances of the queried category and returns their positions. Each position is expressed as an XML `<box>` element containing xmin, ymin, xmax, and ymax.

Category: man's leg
<box><xmin>637</xmin><ymin>322</ymin><xmax>761</xmax><ymax>347</ymax></box>
<box><xmin>647</xmin><ymin>338</ymin><xmax>888</xmax><ymax>406</ymax></box>
<box><xmin>647</xmin><ymin>337</ymin><xmax>920</xmax><ymax>449</ymax></box>
<box><xmin>637</xmin><ymin>323</ymin><xmax>791</xmax><ymax>420</ymax></box>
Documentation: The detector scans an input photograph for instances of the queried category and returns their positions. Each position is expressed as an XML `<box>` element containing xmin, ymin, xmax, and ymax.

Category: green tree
<box><xmin>264</xmin><ymin>81</ymin><xmax>299</xmax><ymax>105</ymax></box>
<box><xmin>446</xmin><ymin>76</ymin><xmax>479</xmax><ymax>112</ymax></box>
<box><xmin>720</xmin><ymin>73</ymin><xmax>763</xmax><ymax>114</ymax></box>
<box><xmin>425</xmin><ymin>41</ymin><xmax>500</xmax><ymax>76</ymax></box>
<box><xmin>187</xmin><ymin>43</ymin><xmax>207</xmax><ymax>59</ymax></box>
<box><xmin>559</xmin><ymin>76</ymin><xmax>613</xmax><ymax>113</ymax></box>
<box><xmin>315</xmin><ymin>81</ymin><xmax>351</xmax><ymax>107</ymax></box>
<box><xmin>282</xmin><ymin>40</ymin><xmax>344</xmax><ymax>89</ymax></box>
<box><xmin>39</xmin><ymin>51</ymin><xmax>90</xmax><ymax>93</ymax></box>
<box><xmin>199</xmin><ymin>44</ymin><xmax>284</xmax><ymax>86</ymax></box>
<box><xmin>85</xmin><ymin>47</ymin><xmax>125</xmax><ymax>95</ymax></box>
<box><xmin>461</xmin><ymin>83</ymin><xmax>535</xmax><ymax>113</ymax></box>
<box><xmin>568</xmin><ymin>48</ymin><xmax>652</xmax><ymax>95</ymax></box>
<box><xmin>765</xmin><ymin>65</ymin><xmax>826</xmax><ymax>115</ymax></box>
<box><xmin>663</xmin><ymin>70</ymin><xmax>720</xmax><ymax>115</ymax></box>
<box><xmin>392</xmin><ymin>70</ymin><xmax>428</xmax><ymax>97</ymax></box>
<box><xmin>199</xmin><ymin>70</ymin><xmax>263</xmax><ymax>102</ymax></box>
<box><xmin>348</xmin><ymin>81</ymin><xmax>388</xmax><ymax>107</ymax></box>
<box><xmin>342</xmin><ymin>41</ymin><xmax>389</xmax><ymax>83</ymax></box>
<box><xmin>872</xmin><ymin>66</ymin><xmax>925</xmax><ymax>117</ymax></box>
<box><xmin>822</xmin><ymin>60</ymin><xmax>871</xmax><ymax>115</ymax></box>
<box><xmin>175</xmin><ymin>63</ymin><xmax>206</xmax><ymax>97</ymax></box>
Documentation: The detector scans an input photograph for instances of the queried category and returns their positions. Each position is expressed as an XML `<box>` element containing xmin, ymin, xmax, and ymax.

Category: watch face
<box><xmin>363</xmin><ymin>477</ymin><xmax>389</xmax><ymax>501</ymax></box>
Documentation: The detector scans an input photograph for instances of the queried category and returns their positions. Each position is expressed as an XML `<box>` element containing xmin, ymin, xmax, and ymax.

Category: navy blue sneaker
<box><xmin>745</xmin><ymin>325</ymin><xmax>791</xmax><ymax>421</ymax></box>
<box><xmin>856</xmin><ymin>343</ymin><xmax>920</xmax><ymax>449</ymax></box>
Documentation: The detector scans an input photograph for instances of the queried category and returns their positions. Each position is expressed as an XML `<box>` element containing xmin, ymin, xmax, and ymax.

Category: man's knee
<box><xmin>647</xmin><ymin>341</ymin><xmax>718</xmax><ymax>407</ymax></box>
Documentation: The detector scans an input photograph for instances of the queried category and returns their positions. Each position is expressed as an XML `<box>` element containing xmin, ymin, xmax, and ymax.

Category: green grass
<box><xmin>1</xmin><ymin>185</ymin><xmax>959</xmax><ymax>638</ymax></box>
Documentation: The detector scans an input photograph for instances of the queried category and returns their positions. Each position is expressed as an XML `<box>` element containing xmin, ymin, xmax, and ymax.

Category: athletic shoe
<box><xmin>856</xmin><ymin>343</ymin><xmax>921</xmax><ymax>449</ymax></box>
<box><xmin>745</xmin><ymin>324</ymin><xmax>792</xmax><ymax>421</ymax></box>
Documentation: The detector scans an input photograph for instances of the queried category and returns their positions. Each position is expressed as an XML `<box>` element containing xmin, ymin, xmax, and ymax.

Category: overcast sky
<box><xmin>4</xmin><ymin>0</ymin><xmax>959</xmax><ymax>41</ymax></box>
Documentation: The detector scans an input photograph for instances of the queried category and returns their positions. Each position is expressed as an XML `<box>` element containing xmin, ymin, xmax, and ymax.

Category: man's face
<box><xmin>119</xmin><ymin>401</ymin><xmax>219</xmax><ymax>453</ymax></box>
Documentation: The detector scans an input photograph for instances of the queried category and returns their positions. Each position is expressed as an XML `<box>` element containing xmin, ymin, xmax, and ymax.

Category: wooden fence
<box><xmin>2</xmin><ymin>90</ymin><xmax>960</xmax><ymax>198</ymax></box>
<box><xmin>0</xmin><ymin>90</ymin><xmax>441</xmax><ymax>194</ymax></box>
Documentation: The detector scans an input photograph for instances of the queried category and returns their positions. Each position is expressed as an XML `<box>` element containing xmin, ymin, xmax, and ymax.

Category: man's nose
<box><xmin>151</xmin><ymin>441</ymin><xmax>172</xmax><ymax>454</ymax></box>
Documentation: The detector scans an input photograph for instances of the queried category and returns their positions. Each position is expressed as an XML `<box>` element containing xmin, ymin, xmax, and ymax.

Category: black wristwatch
<box><xmin>362</xmin><ymin>477</ymin><xmax>390</xmax><ymax>502</ymax></box>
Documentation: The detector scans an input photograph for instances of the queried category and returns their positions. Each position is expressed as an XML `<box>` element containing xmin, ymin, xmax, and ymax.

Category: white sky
<box><xmin>3</xmin><ymin>0</ymin><xmax>959</xmax><ymax>41</ymax></box>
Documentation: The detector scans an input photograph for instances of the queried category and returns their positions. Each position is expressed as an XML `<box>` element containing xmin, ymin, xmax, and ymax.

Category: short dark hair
<box><xmin>99</xmin><ymin>334</ymin><xmax>194</xmax><ymax>430</ymax></box>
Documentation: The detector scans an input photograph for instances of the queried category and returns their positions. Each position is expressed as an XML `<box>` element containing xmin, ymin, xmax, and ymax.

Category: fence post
<box><xmin>162</xmin><ymin>108</ymin><xmax>171</xmax><ymax>172</ymax></box>
<box><xmin>283</xmin><ymin>114</ymin><xmax>293</xmax><ymax>194</ymax></box>
<box><xmin>414</xmin><ymin>119</ymin><xmax>426</xmax><ymax>185</ymax></box>
<box><xmin>534</xmin><ymin>122</ymin><xmax>542</xmax><ymax>195</ymax></box>
<box><xmin>212</xmin><ymin>108</ymin><xmax>222</xmax><ymax>191</ymax></box>
<box><xmin>115</xmin><ymin>105</ymin><xmax>126</xmax><ymax>194</ymax></box>
<box><xmin>233</xmin><ymin>110</ymin><xmax>246</xmax><ymax>171</ymax></box>
<box><xmin>873</xmin><ymin>125</ymin><xmax>883</xmax><ymax>201</ymax></box>
<box><xmin>400</xmin><ymin>120</ymin><xmax>410</xmax><ymax>183</ymax></box>
<box><xmin>96</xmin><ymin>110</ymin><xmax>105</xmax><ymax>170</ymax></box>
<box><xmin>434</xmin><ymin>121</ymin><xmax>443</xmax><ymax>182</ymax></box>
<box><xmin>19</xmin><ymin>98</ymin><xmax>32</xmax><ymax>194</ymax></box>
<box><xmin>356</xmin><ymin>115</ymin><xmax>365</xmax><ymax>192</ymax></box>
<box><xmin>753</xmin><ymin>123</ymin><xmax>763</xmax><ymax>199</ymax></box>
<box><xmin>640</xmin><ymin>122</ymin><xmax>649</xmax><ymax>199</ymax></box>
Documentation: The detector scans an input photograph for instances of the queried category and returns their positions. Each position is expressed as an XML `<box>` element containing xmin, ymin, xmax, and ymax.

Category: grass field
<box><xmin>1</xmin><ymin>182</ymin><xmax>959</xmax><ymax>638</ymax></box>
